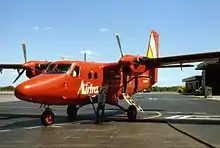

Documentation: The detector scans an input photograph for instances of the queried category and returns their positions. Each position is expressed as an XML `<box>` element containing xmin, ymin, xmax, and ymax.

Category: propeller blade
<box><xmin>22</xmin><ymin>41</ymin><xmax>27</xmax><ymax>63</ymax></box>
<box><xmin>13</xmin><ymin>69</ymin><xmax>25</xmax><ymax>83</ymax></box>
<box><xmin>115</xmin><ymin>33</ymin><xmax>124</xmax><ymax>57</ymax></box>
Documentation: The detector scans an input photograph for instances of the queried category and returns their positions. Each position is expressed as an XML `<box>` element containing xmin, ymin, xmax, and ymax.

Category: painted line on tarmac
<box><xmin>166</xmin><ymin>115</ymin><xmax>220</xmax><ymax>120</ymax></box>
<box><xmin>55</xmin><ymin>122</ymin><xmax>74</xmax><ymax>126</ymax></box>
<box><xmin>24</xmin><ymin>124</ymin><xmax>62</xmax><ymax>130</ymax></box>
<box><xmin>0</xmin><ymin>124</ymin><xmax>63</xmax><ymax>133</ymax></box>
<box><xmin>47</xmin><ymin>125</ymin><xmax>62</xmax><ymax>128</ymax></box>
<box><xmin>24</xmin><ymin>126</ymin><xmax>43</xmax><ymax>130</ymax></box>
<box><xmin>148</xmin><ymin>98</ymin><xmax>158</xmax><ymax>100</ymax></box>
<box><xmin>142</xmin><ymin>111</ymin><xmax>162</xmax><ymax>119</ymax></box>
<box><xmin>166</xmin><ymin>112</ymin><xmax>207</xmax><ymax>115</ymax></box>
<box><xmin>0</xmin><ymin>129</ymin><xmax>12</xmax><ymax>133</ymax></box>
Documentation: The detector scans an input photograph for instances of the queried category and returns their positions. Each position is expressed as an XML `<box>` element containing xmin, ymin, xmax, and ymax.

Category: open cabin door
<box><xmin>64</xmin><ymin>63</ymin><xmax>82</xmax><ymax>99</ymax></box>
<box><xmin>103</xmin><ymin>69</ymin><xmax>122</xmax><ymax>103</ymax></box>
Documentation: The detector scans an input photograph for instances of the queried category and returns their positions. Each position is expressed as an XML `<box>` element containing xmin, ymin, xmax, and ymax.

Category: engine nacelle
<box><xmin>23</xmin><ymin>61</ymin><xmax>49</xmax><ymax>79</ymax></box>
<box><xmin>119</xmin><ymin>55</ymin><xmax>147</xmax><ymax>75</ymax></box>
<box><xmin>26</xmin><ymin>69</ymin><xmax>42</xmax><ymax>78</ymax></box>
<box><xmin>129</xmin><ymin>64</ymin><xmax>146</xmax><ymax>75</ymax></box>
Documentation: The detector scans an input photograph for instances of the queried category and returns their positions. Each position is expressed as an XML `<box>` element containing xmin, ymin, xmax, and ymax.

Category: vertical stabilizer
<box><xmin>147</xmin><ymin>30</ymin><xmax>159</xmax><ymax>85</ymax></box>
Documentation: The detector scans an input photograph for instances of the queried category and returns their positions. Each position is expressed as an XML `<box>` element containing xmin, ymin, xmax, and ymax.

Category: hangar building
<box><xmin>182</xmin><ymin>59</ymin><xmax>220</xmax><ymax>95</ymax></box>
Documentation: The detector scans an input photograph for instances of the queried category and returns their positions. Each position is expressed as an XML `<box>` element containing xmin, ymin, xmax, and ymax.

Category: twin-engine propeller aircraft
<box><xmin>1</xmin><ymin>30</ymin><xmax>220</xmax><ymax>126</ymax></box>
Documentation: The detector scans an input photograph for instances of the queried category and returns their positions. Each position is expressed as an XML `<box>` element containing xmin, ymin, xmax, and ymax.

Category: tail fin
<box><xmin>147</xmin><ymin>30</ymin><xmax>159</xmax><ymax>85</ymax></box>
<box><xmin>147</xmin><ymin>30</ymin><xmax>159</xmax><ymax>58</ymax></box>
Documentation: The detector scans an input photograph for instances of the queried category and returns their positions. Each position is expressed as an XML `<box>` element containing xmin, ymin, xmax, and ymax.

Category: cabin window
<box><xmin>72</xmin><ymin>65</ymin><xmax>80</xmax><ymax>77</ymax></box>
<box><xmin>94</xmin><ymin>72</ymin><xmax>98</xmax><ymax>79</ymax></box>
<box><xmin>88</xmin><ymin>71</ymin><xmax>92</xmax><ymax>79</ymax></box>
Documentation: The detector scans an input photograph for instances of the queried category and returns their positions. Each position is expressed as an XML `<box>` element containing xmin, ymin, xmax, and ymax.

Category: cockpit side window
<box><xmin>72</xmin><ymin>65</ymin><xmax>80</xmax><ymax>77</ymax></box>
<box><xmin>45</xmin><ymin>63</ymin><xmax>71</xmax><ymax>74</ymax></box>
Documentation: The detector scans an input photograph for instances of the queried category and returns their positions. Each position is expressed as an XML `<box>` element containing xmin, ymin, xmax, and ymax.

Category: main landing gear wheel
<box><xmin>67</xmin><ymin>105</ymin><xmax>78</xmax><ymax>121</ymax></box>
<box><xmin>41</xmin><ymin>109</ymin><xmax>55</xmax><ymax>126</ymax></box>
<box><xmin>127</xmin><ymin>105</ymin><xmax>137</xmax><ymax>121</ymax></box>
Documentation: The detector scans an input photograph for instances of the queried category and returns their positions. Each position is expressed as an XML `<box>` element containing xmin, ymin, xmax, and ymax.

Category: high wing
<box><xmin>0</xmin><ymin>64</ymin><xmax>25</xmax><ymax>69</ymax></box>
<box><xmin>102</xmin><ymin>61</ymin><xmax>194</xmax><ymax>70</ymax></box>
<box><xmin>159</xmin><ymin>64</ymin><xmax>194</xmax><ymax>68</ymax></box>
<box><xmin>138</xmin><ymin>51</ymin><xmax>220</xmax><ymax>68</ymax></box>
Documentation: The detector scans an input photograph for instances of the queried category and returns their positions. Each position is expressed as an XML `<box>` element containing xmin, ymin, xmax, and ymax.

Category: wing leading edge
<box><xmin>0</xmin><ymin>64</ymin><xmax>24</xmax><ymax>69</ymax></box>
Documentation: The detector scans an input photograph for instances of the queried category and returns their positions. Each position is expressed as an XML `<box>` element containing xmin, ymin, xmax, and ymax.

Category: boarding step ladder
<box><xmin>122</xmin><ymin>93</ymin><xmax>144</xmax><ymax>112</ymax></box>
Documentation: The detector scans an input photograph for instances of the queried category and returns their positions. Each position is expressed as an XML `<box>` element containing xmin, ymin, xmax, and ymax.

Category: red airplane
<box><xmin>1</xmin><ymin>30</ymin><xmax>220</xmax><ymax>126</ymax></box>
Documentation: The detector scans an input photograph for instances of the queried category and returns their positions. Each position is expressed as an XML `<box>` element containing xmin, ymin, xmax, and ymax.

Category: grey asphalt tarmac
<box><xmin>0</xmin><ymin>92</ymin><xmax>220</xmax><ymax>148</ymax></box>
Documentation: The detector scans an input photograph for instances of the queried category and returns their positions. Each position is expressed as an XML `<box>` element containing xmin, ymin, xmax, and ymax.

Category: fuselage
<box><xmin>14</xmin><ymin>60</ymin><xmax>152</xmax><ymax>106</ymax></box>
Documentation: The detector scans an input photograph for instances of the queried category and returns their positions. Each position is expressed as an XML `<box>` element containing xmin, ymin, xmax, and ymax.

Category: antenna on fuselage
<box><xmin>84</xmin><ymin>52</ymin><xmax>87</xmax><ymax>62</ymax></box>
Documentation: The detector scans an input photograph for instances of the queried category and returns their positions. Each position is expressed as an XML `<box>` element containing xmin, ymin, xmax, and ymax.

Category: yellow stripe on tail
<box><xmin>147</xmin><ymin>30</ymin><xmax>159</xmax><ymax>59</ymax></box>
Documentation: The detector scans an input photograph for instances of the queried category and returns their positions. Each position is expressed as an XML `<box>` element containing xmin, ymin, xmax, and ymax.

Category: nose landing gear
<box><xmin>39</xmin><ymin>104</ymin><xmax>80</xmax><ymax>126</ymax></box>
<box><xmin>40</xmin><ymin>105</ymin><xmax>55</xmax><ymax>126</ymax></box>
<box><xmin>41</xmin><ymin>109</ymin><xmax>54</xmax><ymax>126</ymax></box>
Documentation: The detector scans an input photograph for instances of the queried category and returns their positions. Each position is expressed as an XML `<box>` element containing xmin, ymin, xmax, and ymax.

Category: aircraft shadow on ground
<box><xmin>0</xmin><ymin>109</ymin><xmax>124</xmax><ymax>130</ymax></box>
<box><xmin>1</xmin><ymin>108</ymin><xmax>219</xmax><ymax>131</ymax></box>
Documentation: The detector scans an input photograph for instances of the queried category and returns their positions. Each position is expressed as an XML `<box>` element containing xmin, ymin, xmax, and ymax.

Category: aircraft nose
<box><xmin>14</xmin><ymin>74</ymin><xmax>67</xmax><ymax>103</ymax></box>
<box><xmin>14</xmin><ymin>82</ymin><xmax>32</xmax><ymax>101</ymax></box>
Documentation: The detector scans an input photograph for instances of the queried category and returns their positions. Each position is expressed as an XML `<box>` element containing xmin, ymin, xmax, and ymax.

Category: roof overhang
<box><xmin>196</xmin><ymin>59</ymin><xmax>219</xmax><ymax>70</ymax></box>
<box><xmin>182</xmin><ymin>75</ymin><xmax>201</xmax><ymax>82</ymax></box>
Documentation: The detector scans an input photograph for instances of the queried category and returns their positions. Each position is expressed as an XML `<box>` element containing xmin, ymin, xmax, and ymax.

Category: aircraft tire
<box><xmin>127</xmin><ymin>105</ymin><xmax>137</xmax><ymax>121</ymax></box>
<box><xmin>67</xmin><ymin>105</ymin><xmax>77</xmax><ymax>121</ymax></box>
<box><xmin>41</xmin><ymin>109</ymin><xmax>55</xmax><ymax>126</ymax></box>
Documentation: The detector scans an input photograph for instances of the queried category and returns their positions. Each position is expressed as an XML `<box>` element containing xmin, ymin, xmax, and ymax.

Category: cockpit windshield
<box><xmin>45</xmin><ymin>63</ymin><xmax>72</xmax><ymax>74</ymax></box>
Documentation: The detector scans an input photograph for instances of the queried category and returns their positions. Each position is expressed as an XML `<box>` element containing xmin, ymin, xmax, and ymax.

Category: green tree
<box><xmin>0</xmin><ymin>86</ymin><xmax>15</xmax><ymax>91</ymax></box>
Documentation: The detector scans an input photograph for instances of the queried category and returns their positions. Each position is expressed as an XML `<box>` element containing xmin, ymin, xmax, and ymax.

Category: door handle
<box><xmin>64</xmin><ymin>81</ymin><xmax>68</xmax><ymax>88</ymax></box>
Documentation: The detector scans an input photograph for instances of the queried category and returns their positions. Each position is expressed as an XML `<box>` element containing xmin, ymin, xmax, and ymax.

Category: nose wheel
<box><xmin>41</xmin><ymin>109</ymin><xmax>55</xmax><ymax>126</ymax></box>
